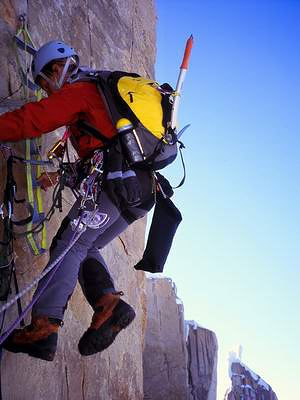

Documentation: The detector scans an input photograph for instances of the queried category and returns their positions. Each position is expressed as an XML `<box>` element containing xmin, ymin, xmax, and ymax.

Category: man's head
<box><xmin>32</xmin><ymin>40</ymin><xmax>79</xmax><ymax>94</ymax></box>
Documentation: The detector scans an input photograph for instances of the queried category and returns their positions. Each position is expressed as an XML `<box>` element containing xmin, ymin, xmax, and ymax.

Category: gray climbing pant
<box><xmin>32</xmin><ymin>190</ymin><xmax>149</xmax><ymax>320</ymax></box>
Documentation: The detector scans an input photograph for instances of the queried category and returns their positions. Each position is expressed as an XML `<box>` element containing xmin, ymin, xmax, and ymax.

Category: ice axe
<box><xmin>171</xmin><ymin>34</ymin><xmax>194</xmax><ymax>134</ymax></box>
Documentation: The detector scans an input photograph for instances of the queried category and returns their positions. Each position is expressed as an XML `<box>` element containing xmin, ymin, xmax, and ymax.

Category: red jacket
<box><xmin>0</xmin><ymin>82</ymin><xmax>116</xmax><ymax>158</ymax></box>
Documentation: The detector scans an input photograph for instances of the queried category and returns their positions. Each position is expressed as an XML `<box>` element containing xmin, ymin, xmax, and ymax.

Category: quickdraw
<box><xmin>71</xmin><ymin>150</ymin><xmax>108</xmax><ymax>231</ymax></box>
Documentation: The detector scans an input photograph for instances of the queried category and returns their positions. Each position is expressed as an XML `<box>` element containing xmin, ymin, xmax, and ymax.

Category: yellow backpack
<box><xmin>97</xmin><ymin>71</ymin><xmax>178</xmax><ymax>170</ymax></box>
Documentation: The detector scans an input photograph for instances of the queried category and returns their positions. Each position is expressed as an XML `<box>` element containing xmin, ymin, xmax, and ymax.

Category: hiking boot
<box><xmin>2</xmin><ymin>316</ymin><xmax>62</xmax><ymax>361</ymax></box>
<box><xmin>78</xmin><ymin>292</ymin><xmax>136</xmax><ymax>356</ymax></box>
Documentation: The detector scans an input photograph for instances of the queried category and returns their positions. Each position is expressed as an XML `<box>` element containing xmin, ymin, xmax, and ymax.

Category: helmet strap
<box><xmin>38</xmin><ymin>71</ymin><xmax>60</xmax><ymax>91</ymax></box>
<box><xmin>38</xmin><ymin>56</ymin><xmax>77</xmax><ymax>91</ymax></box>
<box><xmin>58</xmin><ymin>57</ymin><xmax>72</xmax><ymax>88</ymax></box>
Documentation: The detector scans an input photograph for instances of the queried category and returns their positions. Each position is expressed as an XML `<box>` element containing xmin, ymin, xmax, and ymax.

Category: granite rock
<box><xmin>143</xmin><ymin>276</ymin><xmax>189</xmax><ymax>400</ymax></box>
<box><xmin>186</xmin><ymin>321</ymin><xmax>218</xmax><ymax>400</ymax></box>
<box><xmin>226</xmin><ymin>357</ymin><xmax>278</xmax><ymax>400</ymax></box>
<box><xmin>0</xmin><ymin>1</ymin><xmax>156</xmax><ymax>399</ymax></box>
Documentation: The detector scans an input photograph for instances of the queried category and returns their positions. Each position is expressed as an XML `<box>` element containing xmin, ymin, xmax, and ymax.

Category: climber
<box><xmin>0</xmin><ymin>40</ymin><xmax>156</xmax><ymax>361</ymax></box>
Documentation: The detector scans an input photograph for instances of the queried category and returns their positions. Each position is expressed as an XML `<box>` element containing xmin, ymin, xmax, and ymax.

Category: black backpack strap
<box><xmin>76</xmin><ymin>120</ymin><xmax>112</xmax><ymax>146</ymax></box>
<box><xmin>172</xmin><ymin>141</ymin><xmax>186</xmax><ymax>189</ymax></box>
<box><xmin>97</xmin><ymin>71</ymin><xmax>141</xmax><ymax>128</ymax></box>
<box><xmin>160</xmin><ymin>83</ymin><xmax>174</xmax><ymax>131</ymax></box>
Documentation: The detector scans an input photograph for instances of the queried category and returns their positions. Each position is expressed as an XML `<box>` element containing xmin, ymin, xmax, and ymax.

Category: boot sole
<box><xmin>78</xmin><ymin>301</ymin><xmax>136</xmax><ymax>356</ymax></box>
<box><xmin>2</xmin><ymin>334</ymin><xmax>57</xmax><ymax>362</ymax></box>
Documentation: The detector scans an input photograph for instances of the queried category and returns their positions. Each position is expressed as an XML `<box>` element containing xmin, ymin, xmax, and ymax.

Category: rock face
<box><xmin>143</xmin><ymin>276</ymin><xmax>218</xmax><ymax>400</ymax></box>
<box><xmin>186</xmin><ymin>321</ymin><xmax>218</xmax><ymax>400</ymax></box>
<box><xmin>227</xmin><ymin>357</ymin><xmax>278</xmax><ymax>400</ymax></box>
<box><xmin>0</xmin><ymin>1</ymin><xmax>156</xmax><ymax>399</ymax></box>
<box><xmin>143</xmin><ymin>276</ymin><xmax>189</xmax><ymax>400</ymax></box>
<box><xmin>0</xmin><ymin>0</ymin><xmax>156</xmax><ymax>100</ymax></box>
<box><xmin>0</xmin><ymin>3</ymin><xmax>220</xmax><ymax>400</ymax></box>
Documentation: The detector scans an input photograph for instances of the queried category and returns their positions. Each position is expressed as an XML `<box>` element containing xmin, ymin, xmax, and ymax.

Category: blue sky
<box><xmin>155</xmin><ymin>1</ymin><xmax>300</xmax><ymax>398</ymax></box>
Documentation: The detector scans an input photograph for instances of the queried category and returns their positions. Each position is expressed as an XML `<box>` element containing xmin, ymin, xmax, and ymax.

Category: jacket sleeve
<box><xmin>0</xmin><ymin>84</ymin><xmax>88</xmax><ymax>142</ymax></box>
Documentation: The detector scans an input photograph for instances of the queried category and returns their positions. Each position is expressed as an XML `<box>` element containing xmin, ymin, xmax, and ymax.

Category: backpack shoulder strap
<box><xmin>96</xmin><ymin>71</ymin><xmax>141</xmax><ymax>127</ymax></box>
<box><xmin>76</xmin><ymin>120</ymin><xmax>112</xmax><ymax>145</ymax></box>
<box><xmin>69</xmin><ymin>69</ymin><xmax>116</xmax><ymax>146</ymax></box>
<box><xmin>95</xmin><ymin>71</ymin><xmax>121</xmax><ymax>125</ymax></box>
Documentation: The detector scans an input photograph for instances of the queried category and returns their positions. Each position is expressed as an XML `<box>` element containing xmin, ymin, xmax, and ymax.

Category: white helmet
<box><xmin>31</xmin><ymin>40</ymin><xmax>79</xmax><ymax>88</ymax></box>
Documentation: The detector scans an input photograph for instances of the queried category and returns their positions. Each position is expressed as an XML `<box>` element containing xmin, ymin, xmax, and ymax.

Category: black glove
<box><xmin>105</xmin><ymin>142</ymin><xmax>127</xmax><ymax>208</ymax></box>
<box><xmin>122</xmin><ymin>169</ymin><xmax>142</xmax><ymax>207</ymax></box>
<box><xmin>105</xmin><ymin>142</ymin><xmax>142</xmax><ymax>209</ymax></box>
<box><xmin>106</xmin><ymin>140</ymin><xmax>123</xmax><ymax>172</ymax></box>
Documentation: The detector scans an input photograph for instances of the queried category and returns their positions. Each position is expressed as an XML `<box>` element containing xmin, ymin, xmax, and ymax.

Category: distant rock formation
<box><xmin>226</xmin><ymin>354</ymin><xmax>278</xmax><ymax>400</ymax></box>
<box><xmin>186</xmin><ymin>321</ymin><xmax>218</xmax><ymax>400</ymax></box>
<box><xmin>143</xmin><ymin>276</ymin><xmax>218</xmax><ymax>400</ymax></box>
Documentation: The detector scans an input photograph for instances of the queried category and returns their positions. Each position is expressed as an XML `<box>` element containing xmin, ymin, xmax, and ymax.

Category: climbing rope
<box><xmin>0</xmin><ymin>226</ymin><xmax>84</xmax><ymax>345</ymax></box>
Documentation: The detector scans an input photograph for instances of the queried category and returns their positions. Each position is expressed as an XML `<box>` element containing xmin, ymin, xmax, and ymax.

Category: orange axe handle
<box><xmin>180</xmin><ymin>35</ymin><xmax>194</xmax><ymax>70</ymax></box>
